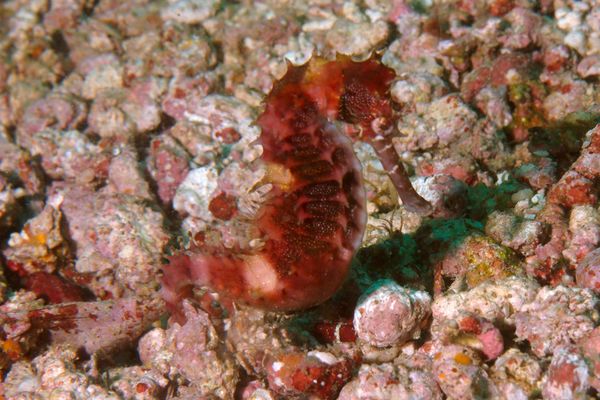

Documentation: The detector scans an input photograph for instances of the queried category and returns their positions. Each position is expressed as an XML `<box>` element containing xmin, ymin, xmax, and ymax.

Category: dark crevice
<box><xmin>50</xmin><ymin>31</ymin><xmax>70</xmax><ymax>58</ymax></box>
<box><xmin>83</xmin><ymin>0</ymin><xmax>100</xmax><ymax>17</ymax></box>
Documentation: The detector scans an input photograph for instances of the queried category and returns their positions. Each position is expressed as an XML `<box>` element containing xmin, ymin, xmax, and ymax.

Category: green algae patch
<box><xmin>466</xmin><ymin>179</ymin><xmax>524</xmax><ymax>221</ymax></box>
<box><xmin>352</xmin><ymin>233</ymin><xmax>426</xmax><ymax>291</ymax></box>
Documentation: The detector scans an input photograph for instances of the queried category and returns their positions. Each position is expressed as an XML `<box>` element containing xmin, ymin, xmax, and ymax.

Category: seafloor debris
<box><xmin>0</xmin><ymin>0</ymin><xmax>600</xmax><ymax>399</ymax></box>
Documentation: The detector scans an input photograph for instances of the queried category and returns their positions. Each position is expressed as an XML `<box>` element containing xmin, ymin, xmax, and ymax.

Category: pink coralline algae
<box><xmin>430</xmin><ymin>311</ymin><xmax>505</xmax><ymax>364</ymax></box>
<box><xmin>166</xmin><ymin>301</ymin><xmax>239</xmax><ymax>398</ymax></box>
<box><xmin>454</xmin><ymin>314</ymin><xmax>504</xmax><ymax>361</ymax></box>
<box><xmin>52</xmin><ymin>182</ymin><xmax>169</xmax><ymax>299</ymax></box>
<box><xmin>514</xmin><ymin>285</ymin><xmax>598</xmax><ymax>358</ymax></box>
<box><xmin>3</xmin><ymin>344</ymin><xmax>121</xmax><ymax>399</ymax></box>
<box><xmin>577</xmin><ymin>248</ymin><xmax>600</xmax><ymax>293</ymax></box>
<box><xmin>542</xmin><ymin>345</ymin><xmax>592</xmax><ymax>400</ymax></box>
<box><xmin>353</xmin><ymin>280</ymin><xmax>431</xmax><ymax>348</ymax></box>
<box><xmin>491</xmin><ymin>348</ymin><xmax>543</xmax><ymax>399</ymax></box>
<box><xmin>578</xmin><ymin>327</ymin><xmax>600</xmax><ymax>392</ymax></box>
<box><xmin>429</xmin><ymin>343</ymin><xmax>498</xmax><ymax>399</ymax></box>
<box><xmin>547</xmin><ymin>125</ymin><xmax>600</xmax><ymax>209</ymax></box>
<box><xmin>146</xmin><ymin>134</ymin><xmax>191</xmax><ymax>205</ymax></box>
<box><xmin>528</xmin><ymin>125</ymin><xmax>600</xmax><ymax>283</ymax></box>
<box><xmin>338</xmin><ymin>357</ymin><xmax>442</xmax><ymax>400</ymax></box>
<box><xmin>28</xmin><ymin>129</ymin><xmax>110</xmax><ymax>183</ymax></box>
<box><xmin>564</xmin><ymin>205</ymin><xmax>600</xmax><ymax>266</ymax></box>
<box><xmin>161</xmin><ymin>56</ymin><xmax>431</xmax><ymax>315</ymax></box>
<box><xmin>17</xmin><ymin>93</ymin><xmax>87</xmax><ymax>147</ymax></box>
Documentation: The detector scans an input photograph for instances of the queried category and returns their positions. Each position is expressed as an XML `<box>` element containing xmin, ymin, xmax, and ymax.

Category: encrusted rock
<box><xmin>514</xmin><ymin>285</ymin><xmax>598</xmax><ymax>357</ymax></box>
<box><xmin>576</xmin><ymin>248</ymin><xmax>600</xmax><ymax>294</ymax></box>
<box><xmin>485</xmin><ymin>211</ymin><xmax>548</xmax><ymax>257</ymax></box>
<box><xmin>17</xmin><ymin>93</ymin><xmax>87</xmax><ymax>148</ymax></box>
<box><xmin>578</xmin><ymin>326</ymin><xmax>600</xmax><ymax>391</ymax></box>
<box><xmin>432</xmin><ymin>313</ymin><xmax>504</xmax><ymax>361</ymax></box>
<box><xmin>54</xmin><ymin>183</ymin><xmax>169</xmax><ymax>298</ymax></box>
<box><xmin>173</xmin><ymin>166</ymin><xmax>219</xmax><ymax>231</ymax></box>
<box><xmin>338</xmin><ymin>358</ymin><xmax>442</xmax><ymax>400</ymax></box>
<box><xmin>3</xmin><ymin>345</ymin><xmax>121</xmax><ymax>400</ymax></box>
<box><xmin>542</xmin><ymin>345</ymin><xmax>592</xmax><ymax>400</ymax></box>
<box><xmin>354</xmin><ymin>280</ymin><xmax>431</xmax><ymax>348</ymax></box>
<box><xmin>326</xmin><ymin>19</ymin><xmax>389</xmax><ymax>57</ymax></box>
<box><xmin>577</xmin><ymin>54</ymin><xmax>600</xmax><ymax>77</ymax></box>
<box><xmin>168</xmin><ymin>301</ymin><xmax>238</xmax><ymax>398</ymax></box>
<box><xmin>430</xmin><ymin>343</ymin><xmax>498</xmax><ymax>399</ymax></box>
<box><xmin>146</xmin><ymin>134</ymin><xmax>191</xmax><ymax>205</ymax></box>
<box><xmin>161</xmin><ymin>0</ymin><xmax>221</xmax><ymax>24</ymax></box>
<box><xmin>433</xmin><ymin>234</ymin><xmax>523</xmax><ymax>294</ymax></box>
<box><xmin>491</xmin><ymin>348</ymin><xmax>543</xmax><ymax>399</ymax></box>
<box><xmin>432</xmin><ymin>276</ymin><xmax>539</xmax><ymax>326</ymax></box>
<box><xmin>106</xmin><ymin>146</ymin><xmax>153</xmax><ymax>200</ymax></box>
<box><xmin>4</xmin><ymin>198</ymin><xmax>69</xmax><ymax>276</ymax></box>
<box><xmin>29</xmin><ymin>129</ymin><xmax>110</xmax><ymax>183</ymax></box>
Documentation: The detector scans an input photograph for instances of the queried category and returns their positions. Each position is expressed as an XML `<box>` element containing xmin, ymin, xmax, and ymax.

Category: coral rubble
<box><xmin>0</xmin><ymin>0</ymin><xmax>599</xmax><ymax>398</ymax></box>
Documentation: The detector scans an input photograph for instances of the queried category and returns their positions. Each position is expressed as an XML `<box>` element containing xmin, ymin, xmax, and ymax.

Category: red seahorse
<box><xmin>161</xmin><ymin>56</ymin><xmax>430</xmax><ymax>316</ymax></box>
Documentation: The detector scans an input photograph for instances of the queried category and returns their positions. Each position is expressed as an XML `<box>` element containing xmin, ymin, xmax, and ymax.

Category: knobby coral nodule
<box><xmin>161</xmin><ymin>55</ymin><xmax>431</xmax><ymax>316</ymax></box>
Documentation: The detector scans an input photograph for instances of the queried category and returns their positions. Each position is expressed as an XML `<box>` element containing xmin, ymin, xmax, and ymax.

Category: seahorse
<box><xmin>161</xmin><ymin>56</ymin><xmax>431</xmax><ymax>315</ymax></box>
